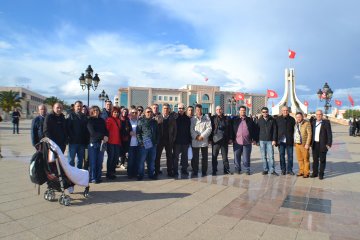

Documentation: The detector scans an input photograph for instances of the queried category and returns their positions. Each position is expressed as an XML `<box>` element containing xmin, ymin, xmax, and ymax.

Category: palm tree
<box><xmin>0</xmin><ymin>90</ymin><xmax>22</xmax><ymax>113</ymax></box>
<box><xmin>43</xmin><ymin>96</ymin><xmax>63</xmax><ymax>107</ymax></box>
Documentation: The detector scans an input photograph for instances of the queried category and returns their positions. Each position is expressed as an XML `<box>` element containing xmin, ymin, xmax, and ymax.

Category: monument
<box><xmin>272</xmin><ymin>68</ymin><xmax>308</xmax><ymax>115</ymax></box>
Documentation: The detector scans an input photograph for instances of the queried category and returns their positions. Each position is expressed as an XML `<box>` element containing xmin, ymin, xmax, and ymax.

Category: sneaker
<box><xmin>119</xmin><ymin>164</ymin><xmax>126</xmax><ymax>170</ymax></box>
<box><xmin>68</xmin><ymin>186</ymin><xmax>74</xmax><ymax>194</ymax></box>
<box><xmin>262</xmin><ymin>171</ymin><xmax>268</xmax><ymax>175</ymax></box>
<box><xmin>246</xmin><ymin>171</ymin><xmax>251</xmax><ymax>175</ymax></box>
<box><xmin>212</xmin><ymin>171</ymin><xmax>217</xmax><ymax>176</ymax></box>
<box><xmin>281</xmin><ymin>170</ymin><xmax>286</xmax><ymax>175</ymax></box>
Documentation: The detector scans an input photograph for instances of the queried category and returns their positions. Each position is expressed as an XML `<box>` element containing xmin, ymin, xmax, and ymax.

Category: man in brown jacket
<box><xmin>155</xmin><ymin>103</ymin><xmax>177</xmax><ymax>177</ymax></box>
<box><xmin>294</xmin><ymin>112</ymin><xmax>312</xmax><ymax>178</ymax></box>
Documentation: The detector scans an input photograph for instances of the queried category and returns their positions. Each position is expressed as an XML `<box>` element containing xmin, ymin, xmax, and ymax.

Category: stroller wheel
<box><xmin>44</xmin><ymin>190</ymin><xmax>49</xmax><ymax>200</ymax></box>
<box><xmin>63</xmin><ymin>195</ymin><xmax>71</xmax><ymax>206</ymax></box>
<box><xmin>58</xmin><ymin>195</ymin><xmax>64</xmax><ymax>205</ymax></box>
<box><xmin>83</xmin><ymin>187</ymin><xmax>90</xmax><ymax>198</ymax></box>
<box><xmin>49</xmin><ymin>190</ymin><xmax>56</xmax><ymax>201</ymax></box>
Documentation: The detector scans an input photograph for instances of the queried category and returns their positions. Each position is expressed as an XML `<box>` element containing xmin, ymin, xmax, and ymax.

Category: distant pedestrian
<box><xmin>31</xmin><ymin>104</ymin><xmax>47</xmax><ymax>149</ymax></box>
<box><xmin>43</xmin><ymin>103</ymin><xmax>67</xmax><ymax>152</ymax></box>
<box><xmin>119</xmin><ymin>108</ymin><xmax>131</xmax><ymax>169</ymax></box>
<box><xmin>11</xmin><ymin>108</ymin><xmax>21</xmax><ymax>134</ymax></box>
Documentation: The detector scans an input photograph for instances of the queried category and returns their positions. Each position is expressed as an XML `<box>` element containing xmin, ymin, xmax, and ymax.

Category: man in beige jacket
<box><xmin>294</xmin><ymin>112</ymin><xmax>312</xmax><ymax>178</ymax></box>
<box><xmin>191</xmin><ymin>104</ymin><xmax>212</xmax><ymax>177</ymax></box>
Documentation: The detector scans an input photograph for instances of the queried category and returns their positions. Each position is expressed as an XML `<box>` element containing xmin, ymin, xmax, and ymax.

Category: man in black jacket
<box><xmin>210</xmin><ymin>106</ymin><xmax>232</xmax><ymax>175</ymax></box>
<box><xmin>311</xmin><ymin>110</ymin><xmax>332</xmax><ymax>180</ymax></box>
<box><xmin>257</xmin><ymin>107</ymin><xmax>278</xmax><ymax>175</ymax></box>
<box><xmin>173</xmin><ymin>103</ymin><xmax>191</xmax><ymax>176</ymax></box>
<box><xmin>31</xmin><ymin>104</ymin><xmax>47</xmax><ymax>148</ymax></box>
<box><xmin>275</xmin><ymin>106</ymin><xmax>296</xmax><ymax>175</ymax></box>
<box><xmin>66</xmin><ymin>101</ymin><xmax>88</xmax><ymax>169</ymax></box>
<box><xmin>43</xmin><ymin>102</ymin><xmax>68</xmax><ymax>152</ymax></box>
<box><xmin>231</xmin><ymin>106</ymin><xmax>258</xmax><ymax>175</ymax></box>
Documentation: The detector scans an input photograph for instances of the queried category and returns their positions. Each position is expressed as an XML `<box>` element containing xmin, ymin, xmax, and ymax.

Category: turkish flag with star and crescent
<box><xmin>267</xmin><ymin>89</ymin><xmax>278</xmax><ymax>98</ymax></box>
<box><xmin>335</xmin><ymin>100</ymin><xmax>342</xmax><ymax>106</ymax></box>
<box><xmin>288</xmin><ymin>49</ymin><xmax>296</xmax><ymax>59</ymax></box>
<box><xmin>234</xmin><ymin>93</ymin><xmax>245</xmax><ymax>101</ymax></box>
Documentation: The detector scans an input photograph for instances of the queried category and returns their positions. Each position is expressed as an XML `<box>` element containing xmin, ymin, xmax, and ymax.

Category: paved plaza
<box><xmin>0</xmin><ymin>120</ymin><xmax>359</xmax><ymax>240</ymax></box>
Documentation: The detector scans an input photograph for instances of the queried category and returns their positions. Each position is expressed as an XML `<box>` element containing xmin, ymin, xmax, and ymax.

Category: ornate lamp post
<box><xmin>228</xmin><ymin>97</ymin><xmax>237</xmax><ymax>116</ymax></box>
<box><xmin>317</xmin><ymin>82</ymin><xmax>333</xmax><ymax>115</ymax></box>
<box><xmin>79</xmin><ymin>65</ymin><xmax>100</xmax><ymax>107</ymax></box>
<box><xmin>98</xmin><ymin>90</ymin><xmax>109</xmax><ymax>108</ymax></box>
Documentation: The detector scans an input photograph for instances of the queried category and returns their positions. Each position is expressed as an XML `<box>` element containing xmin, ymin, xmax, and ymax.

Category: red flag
<box><xmin>304</xmin><ymin>101</ymin><xmax>309</xmax><ymax>106</ymax></box>
<box><xmin>267</xmin><ymin>89</ymin><xmax>278</xmax><ymax>98</ymax></box>
<box><xmin>321</xmin><ymin>92</ymin><xmax>326</xmax><ymax>99</ymax></box>
<box><xmin>245</xmin><ymin>99</ymin><xmax>252</xmax><ymax>108</ymax></box>
<box><xmin>234</xmin><ymin>93</ymin><xmax>245</xmax><ymax>101</ymax></box>
<box><xmin>204</xmin><ymin>76</ymin><xmax>208</xmax><ymax>82</ymax></box>
<box><xmin>335</xmin><ymin>99</ymin><xmax>342</xmax><ymax>106</ymax></box>
<box><xmin>348</xmin><ymin>94</ymin><xmax>355</xmax><ymax>106</ymax></box>
<box><xmin>288</xmin><ymin>49</ymin><xmax>296</xmax><ymax>59</ymax></box>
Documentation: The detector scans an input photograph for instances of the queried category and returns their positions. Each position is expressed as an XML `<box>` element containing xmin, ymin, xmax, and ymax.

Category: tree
<box><xmin>43</xmin><ymin>96</ymin><xmax>64</xmax><ymax>107</ymax></box>
<box><xmin>0</xmin><ymin>90</ymin><xmax>22</xmax><ymax>113</ymax></box>
<box><xmin>343</xmin><ymin>109</ymin><xmax>360</xmax><ymax>119</ymax></box>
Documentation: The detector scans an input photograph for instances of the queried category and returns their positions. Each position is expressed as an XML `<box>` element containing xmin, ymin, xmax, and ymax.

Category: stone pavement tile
<box><xmin>217</xmin><ymin>206</ymin><xmax>248</xmax><ymax>219</ymax></box>
<box><xmin>327</xmin><ymin>223</ymin><xmax>360</xmax><ymax>240</ymax></box>
<box><xmin>0</xmin><ymin>221</ymin><xmax>27</xmax><ymax>238</ymax></box>
<box><xmin>57</xmin><ymin>214</ymin><xmax>95</xmax><ymax>230</ymax></box>
<box><xmin>184</xmin><ymin>224</ymin><xmax>234</xmax><ymax>240</ymax></box>
<box><xmin>0</xmin><ymin>198</ymin><xmax>25</xmax><ymax>212</ymax></box>
<box><xmin>30</xmin><ymin>222</ymin><xmax>72</xmax><ymax>240</ymax></box>
<box><xmin>16</xmin><ymin>214</ymin><xmax>54</xmax><ymax>230</ymax></box>
<box><xmin>260</xmin><ymin>224</ymin><xmax>298</xmax><ymax>240</ymax></box>
<box><xmin>40</xmin><ymin>207</ymin><xmax>76</xmax><ymax>221</ymax></box>
<box><xmin>226</xmin><ymin>220</ymin><xmax>268</xmax><ymax>239</ymax></box>
<box><xmin>1</xmin><ymin>230</ymin><xmax>41</xmax><ymax>240</ymax></box>
<box><xmin>0</xmin><ymin>212</ymin><xmax>12</xmax><ymax>224</ymax></box>
<box><xmin>244</xmin><ymin>209</ymin><xmax>275</xmax><ymax>224</ymax></box>
<box><xmin>100</xmin><ymin>228</ymin><xmax>143</xmax><ymax>240</ymax></box>
<box><xmin>146</xmin><ymin>225</ymin><xmax>186</xmax><ymax>240</ymax></box>
<box><xmin>295</xmin><ymin>229</ymin><xmax>330</xmax><ymax>240</ymax></box>
<box><xmin>5</xmin><ymin>201</ymin><xmax>57</xmax><ymax>220</ymax></box>
<box><xmin>204</xmin><ymin>214</ymin><xmax>239</xmax><ymax>229</ymax></box>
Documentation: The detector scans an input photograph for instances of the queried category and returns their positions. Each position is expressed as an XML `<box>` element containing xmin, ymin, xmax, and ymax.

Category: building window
<box><xmin>153</xmin><ymin>95</ymin><xmax>157</xmax><ymax>101</ymax></box>
<box><xmin>189</xmin><ymin>94</ymin><xmax>197</xmax><ymax>106</ymax></box>
<box><xmin>202</xmin><ymin>94</ymin><xmax>210</xmax><ymax>101</ymax></box>
<box><xmin>120</xmin><ymin>92</ymin><xmax>128</xmax><ymax>107</ymax></box>
<box><xmin>175</xmin><ymin>97</ymin><xmax>178</xmax><ymax>101</ymax></box>
<box><xmin>158</xmin><ymin>96</ymin><xmax>162</xmax><ymax>101</ymax></box>
<box><xmin>169</xmin><ymin>96</ymin><xmax>173</xmax><ymax>101</ymax></box>
<box><xmin>164</xmin><ymin>96</ymin><xmax>168</xmax><ymax>101</ymax></box>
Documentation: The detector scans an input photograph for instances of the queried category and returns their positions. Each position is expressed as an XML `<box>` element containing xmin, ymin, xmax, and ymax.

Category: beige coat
<box><xmin>294</xmin><ymin>120</ymin><xmax>312</xmax><ymax>146</ymax></box>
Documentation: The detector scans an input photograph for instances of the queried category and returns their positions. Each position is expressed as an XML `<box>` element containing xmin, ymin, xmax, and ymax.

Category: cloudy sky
<box><xmin>0</xmin><ymin>0</ymin><xmax>359</xmax><ymax>110</ymax></box>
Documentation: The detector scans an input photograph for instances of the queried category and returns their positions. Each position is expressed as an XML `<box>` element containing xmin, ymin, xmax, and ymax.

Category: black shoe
<box><xmin>149</xmin><ymin>175</ymin><xmax>158</xmax><ymax>180</ymax></box>
<box><xmin>212</xmin><ymin>171</ymin><xmax>217</xmax><ymax>176</ymax></box>
<box><xmin>167</xmin><ymin>173</ymin><xmax>174</xmax><ymax>178</ymax></box>
<box><xmin>281</xmin><ymin>171</ymin><xmax>286</xmax><ymax>175</ymax></box>
<box><xmin>137</xmin><ymin>176</ymin><xmax>144</xmax><ymax>181</ymax></box>
<box><xmin>202</xmin><ymin>172</ymin><xmax>207</xmax><ymax>177</ymax></box>
<box><xmin>224</xmin><ymin>170</ymin><xmax>233</xmax><ymax>175</ymax></box>
<box><xmin>288</xmin><ymin>171</ymin><xmax>295</xmax><ymax>175</ymax></box>
<box><xmin>310</xmin><ymin>174</ymin><xmax>318</xmax><ymax>178</ymax></box>
<box><xmin>271</xmin><ymin>171</ymin><xmax>279</xmax><ymax>176</ymax></box>
<box><xmin>181</xmin><ymin>171</ymin><xmax>189</xmax><ymax>176</ymax></box>
<box><xmin>246</xmin><ymin>171</ymin><xmax>251</xmax><ymax>175</ymax></box>
<box><xmin>235</xmin><ymin>170</ymin><xmax>242</xmax><ymax>175</ymax></box>
<box><xmin>319</xmin><ymin>175</ymin><xmax>324</xmax><ymax>180</ymax></box>
<box><xmin>262</xmin><ymin>171</ymin><xmax>268</xmax><ymax>175</ymax></box>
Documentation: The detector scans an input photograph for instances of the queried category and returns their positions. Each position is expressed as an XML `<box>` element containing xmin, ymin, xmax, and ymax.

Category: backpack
<box><xmin>29</xmin><ymin>149</ymin><xmax>47</xmax><ymax>185</ymax></box>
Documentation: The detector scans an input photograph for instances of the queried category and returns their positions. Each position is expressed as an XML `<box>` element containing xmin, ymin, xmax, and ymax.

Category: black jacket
<box><xmin>31</xmin><ymin>115</ymin><xmax>46</xmax><ymax>146</ymax></box>
<box><xmin>43</xmin><ymin>112</ymin><xmax>68</xmax><ymax>147</ymax></box>
<box><xmin>231</xmin><ymin>116</ymin><xmax>258</xmax><ymax>143</ymax></box>
<box><xmin>136</xmin><ymin>117</ymin><xmax>159</xmax><ymax>146</ymax></box>
<box><xmin>66</xmin><ymin>112</ymin><xmax>88</xmax><ymax>144</ymax></box>
<box><xmin>210</xmin><ymin>114</ymin><xmax>231</xmax><ymax>143</ymax></box>
<box><xmin>311</xmin><ymin>119</ymin><xmax>332</xmax><ymax>152</ymax></box>
<box><xmin>257</xmin><ymin>116</ymin><xmax>277</xmax><ymax>142</ymax></box>
<box><xmin>276</xmin><ymin>115</ymin><xmax>295</xmax><ymax>145</ymax></box>
<box><xmin>174</xmin><ymin>113</ymin><xmax>191</xmax><ymax>145</ymax></box>
<box><xmin>87</xmin><ymin>117</ymin><xmax>108</xmax><ymax>143</ymax></box>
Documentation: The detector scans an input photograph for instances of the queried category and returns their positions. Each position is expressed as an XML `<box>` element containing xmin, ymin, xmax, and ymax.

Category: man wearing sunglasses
<box><xmin>257</xmin><ymin>107</ymin><xmax>278</xmax><ymax>175</ymax></box>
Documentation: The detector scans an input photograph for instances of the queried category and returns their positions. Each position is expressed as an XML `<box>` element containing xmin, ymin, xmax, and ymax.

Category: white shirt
<box><xmin>130</xmin><ymin>119</ymin><xmax>138</xmax><ymax>146</ymax></box>
<box><xmin>314</xmin><ymin>121</ymin><xmax>322</xmax><ymax>142</ymax></box>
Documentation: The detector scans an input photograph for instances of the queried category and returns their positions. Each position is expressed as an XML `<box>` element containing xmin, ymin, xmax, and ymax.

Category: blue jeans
<box><xmin>68</xmin><ymin>144</ymin><xmax>85</xmax><ymax>169</ymax></box>
<box><xmin>279</xmin><ymin>142</ymin><xmax>293</xmax><ymax>172</ymax></box>
<box><xmin>107</xmin><ymin>144</ymin><xmax>120</xmax><ymax>176</ymax></box>
<box><xmin>259</xmin><ymin>141</ymin><xmax>275</xmax><ymax>172</ymax></box>
<box><xmin>137</xmin><ymin>145</ymin><xmax>156</xmax><ymax>178</ymax></box>
<box><xmin>233</xmin><ymin>143</ymin><xmax>252</xmax><ymax>172</ymax></box>
<box><xmin>128</xmin><ymin>146</ymin><xmax>139</xmax><ymax>177</ymax></box>
<box><xmin>88</xmin><ymin>142</ymin><xmax>105</xmax><ymax>182</ymax></box>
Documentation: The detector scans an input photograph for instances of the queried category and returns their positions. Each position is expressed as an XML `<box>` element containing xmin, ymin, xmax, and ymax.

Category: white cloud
<box><xmin>0</xmin><ymin>41</ymin><xmax>12</xmax><ymax>49</ymax></box>
<box><xmin>296</xmin><ymin>84</ymin><xmax>311</xmax><ymax>92</ymax></box>
<box><xmin>354</xmin><ymin>75</ymin><xmax>360</xmax><ymax>80</ymax></box>
<box><xmin>158</xmin><ymin>44</ymin><xmax>204</xmax><ymax>59</ymax></box>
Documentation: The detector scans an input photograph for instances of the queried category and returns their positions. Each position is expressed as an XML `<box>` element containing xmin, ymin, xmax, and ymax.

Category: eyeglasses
<box><xmin>137</xmin><ymin>109</ymin><xmax>143</xmax><ymax>112</ymax></box>
<box><xmin>145</xmin><ymin>111</ymin><xmax>152</xmax><ymax>113</ymax></box>
<box><xmin>131</xmin><ymin>112</ymin><xmax>137</xmax><ymax>114</ymax></box>
<box><xmin>178</xmin><ymin>107</ymin><xmax>184</xmax><ymax>110</ymax></box>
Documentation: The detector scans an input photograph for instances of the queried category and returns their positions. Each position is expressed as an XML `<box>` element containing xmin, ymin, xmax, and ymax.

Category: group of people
<box><xmin>30</xmin><ymin>100</ymin><xmax>333</xmax><ymax>184</ymax></box>
<box><xmin>349</xmin><ymin>118</ymin><xmax>360</xmax><ymax>136</ymax></box>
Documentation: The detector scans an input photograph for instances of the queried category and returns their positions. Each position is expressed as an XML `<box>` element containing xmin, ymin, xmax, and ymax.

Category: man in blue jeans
<box><xmin>256</xmin><ymin>107</ymin><xmax>278</xmax><ymax>175</ymax></box>
<box><xmin>231</xmin><ymin>106</ymin><xmax>258</xmax><ymax>175</ymax></box>
<box><xmin>275</xmin><ymin>106</ymin><xmax>296</xmax><ymax>175</ymax></box>
<box><xmin>136</xmin><ymin>107</ymin><xmax>158</xmax><ymax>180</ymax></box>
<box><xmin>66</xmin><ymin>101</ymin><xmax>88</xmax><ymax>169</ymax></box>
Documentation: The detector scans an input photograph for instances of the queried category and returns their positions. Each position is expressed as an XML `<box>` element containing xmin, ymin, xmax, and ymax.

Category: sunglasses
<box><xmin>131</xmin><ymin>111</ymin><xmax>137</xmax><ymax>114</ymax></box>
<box><xmin>137</xmin><ymin>109</ymin><xmax>143</xmax><ymax>112</ymax></box>
<box><xmin>145</xmin><ymin>111</ymin><xmax>152</xmax><ymax>113</ymax></box>
<box><xmin>178</xmin><ymin>107</ymin><xmax>184</xmax><ymax>110</ymax></box>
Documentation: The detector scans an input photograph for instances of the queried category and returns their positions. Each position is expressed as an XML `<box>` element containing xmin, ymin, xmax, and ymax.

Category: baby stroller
<box><xmin>30</xmin><ymin>137</ymin><xmax>90</xmax><ymax>206</ymax></box>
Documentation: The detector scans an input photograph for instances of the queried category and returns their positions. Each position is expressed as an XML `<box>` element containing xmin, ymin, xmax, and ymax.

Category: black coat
<box><xmin>231</xmin><ymin>116</ymin><xmax>258</xmax><ymax>143</ymax></box>
<box><xmin>87</xmin><ymin>117</ymin><xmax>108</xmax><ymax>143</ymax></box>
<box><xmin>43</xmin><ymin>112</ymin><xmax>68</xmax><ymax>148</ymax></box>
<box><xmin>257</xmin><ymin>116</ymin><xmax>277</xmax><ymax>142</ymax></box>
<box><xmin>31</xmin><ymin>115</ymin><xmax>46</xmax><ymax>146</ymax></box>
<box><xmin>276</xmin><ymin>115</ymin><xmax>295</xmax><ymax>145</ymax></box>
<box><xmin>66</xmin><ymin>112</ymin><xmax>88</xmax><ymax>144</ymax></box>
<box><xmin>174</xmin><ymin>113</ymin><xmax>191</xmax><ymax>145</ymax></box>
<box><xmin>311</xmin><ymin>119</ymin><xmax>332</xmax><ymax>152</ymax></box>
<box><xmin>210</xmin><ymin>114</ymin><xmax>231</xmax><ymax>143</ymax></box>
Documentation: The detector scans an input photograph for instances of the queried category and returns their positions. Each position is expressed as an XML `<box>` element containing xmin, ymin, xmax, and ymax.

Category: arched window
<box><xmin>202</xmin><ymin>94</ymin><xmax>210</xmax><ymax>101</ymax></box>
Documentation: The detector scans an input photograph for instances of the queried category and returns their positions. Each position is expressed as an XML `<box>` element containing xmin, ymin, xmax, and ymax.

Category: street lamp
<box><xmin>317</xmin><ymin>82</ymin><xmax>333</xmax><ymax>115</ymax></box>
<box><xmin>228</xmin><ymin>97</ymin><xmax>237</xmax><ymax>116</ymax></box>
<box><xmin>79</xmin><ymin>65</ymin><xmax>100</xmax><ymax>107</ymax></box>
<box><xmin>98</xmin><ymin>90</ymin><xmax>109</xmax><ymax>108</ymax></box>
